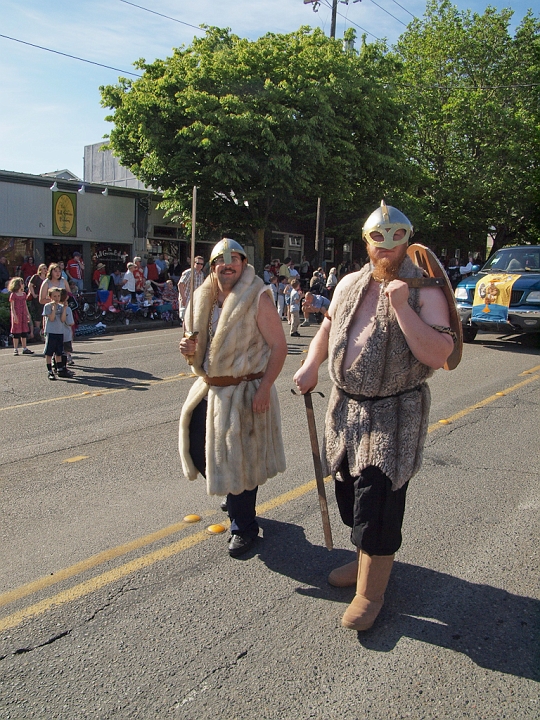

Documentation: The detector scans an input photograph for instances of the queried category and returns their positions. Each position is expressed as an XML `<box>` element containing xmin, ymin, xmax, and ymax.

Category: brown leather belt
<box><xmin>341</xmin><ymin>384</ymin><xmax>423</xmax><ymax>403</ymax></box>
<box><xmin>203</xmin><ymin>372</ymin><xmax>264</xmax><ymax>387</ymax></box>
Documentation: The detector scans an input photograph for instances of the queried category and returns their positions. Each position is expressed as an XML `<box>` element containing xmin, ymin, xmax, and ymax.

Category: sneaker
<box><xmin>67</xmin><ymin>358</ymin><xmax>75</xmax><ymax>366</ymax></box>
<box><xmin>13</xmin><ymin>348</ymin><xmax>19</xmax><ymax>355</ymax></box>
<box><xmin>47</xmin><ymin>371</ymin><xmax>56</xmax><ymax>380</ymax></box>
<box><xmin>22</xmin><ymin>348</ymin><xmax>34</xmax><ymax>355</ymax></box>
<box><xmin>290</xmin><ymin>331</ymin><xmax>301</xmax><ymax>337</ymax></box>
<box><xmin>300</xmin><ymin>321</ymin><xmax>310</xmax><ymax>327</ymax></box>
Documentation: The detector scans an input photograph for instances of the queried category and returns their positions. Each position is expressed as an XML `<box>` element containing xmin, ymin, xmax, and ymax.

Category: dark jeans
<box><xmin>189</xmin><ymin>399</ymin><xmax>259</xmax><ymax>538</ymax></box>
<box><xmin>334</xmin><ymin>458</ymin><xmax>408</xmax><ymax>556</ymax></box>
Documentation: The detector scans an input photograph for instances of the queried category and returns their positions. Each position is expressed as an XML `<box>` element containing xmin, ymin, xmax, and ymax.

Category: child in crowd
<box><xmin>43</xmin><ymin>287</ymin><xmax>71</xmax><ymax>380</ymax></box>
<box><xmin>59</xmin><ymin>288</ymin><xmax>75</xmax><ymax>367</ymax></box>
<box><xmin>289</xmin><ymin>279</ymin><xmax>303</xmax><ymax>337</ymax></box>
<box><xmin>9</xmin><ymin>277</ymin><xmax>34</xmax><ymax>355</ymax></box>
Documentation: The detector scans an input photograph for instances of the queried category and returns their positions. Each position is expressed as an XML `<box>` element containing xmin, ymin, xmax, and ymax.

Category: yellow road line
<box><xmin>0</xmin><ymin>373</ymin><xmax>194</xmax><ymax>413</ymax></box>
<box><xmin>0</xmin><ymin>478</ymin><xmax>329</xmax><ymax>631</ymax></box>
<box><xmin>428</xmin><ymin>373</ymin><xmax>539</xmax><ymax>433</ymax></box>
<box><xmin>521</xmin><ymin>363</ymin><xmax>540</xmax><ymax>375</ymax></box>
<box><xmin>1</xmin><ymin>366</ymin><xmax>538</xmax><ymax>631</ymax></box>
<box><xmin>0</xmin><ymin>512</ymin><xmax>216</xmax><ymax>609</ymax></box>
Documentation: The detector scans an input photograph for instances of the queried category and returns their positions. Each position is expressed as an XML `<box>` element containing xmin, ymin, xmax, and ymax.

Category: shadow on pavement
<box><xmin>60</xmin><ymin>366</ymin><xmax>161</xmax><ymax>390</ymax></box>
<box><xmin>256</xmin><ymin>518</ymin><xmax>540</xmax><ymax>682</ymax></box>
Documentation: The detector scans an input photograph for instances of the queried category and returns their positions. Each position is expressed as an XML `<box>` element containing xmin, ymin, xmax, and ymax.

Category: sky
<box><xmin>0</xmin><ymin>0</ymin><xmax>535</xmax><ymax>178</ymax></box>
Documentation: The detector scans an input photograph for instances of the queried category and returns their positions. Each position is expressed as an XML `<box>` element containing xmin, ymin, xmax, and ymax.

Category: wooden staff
<box><xmin>185</xmin><ymin>185</ymin><xmax>198</xmax><ymax>365</ymax></box>
<box><xmin>292</xmin><ymin>388</ymin><xmax>333</xmax><ymax>550</ymax></box>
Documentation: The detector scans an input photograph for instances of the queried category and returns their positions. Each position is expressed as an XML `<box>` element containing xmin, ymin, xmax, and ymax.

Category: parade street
<box><xmin>0</xmin><ymin>326</ymin><xmax>539</xmax><ymax>720</ymax></box>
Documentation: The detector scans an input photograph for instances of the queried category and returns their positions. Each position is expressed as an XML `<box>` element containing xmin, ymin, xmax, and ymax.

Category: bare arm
<box><xmin>293</xmin><ymin>317</ymin><xmax>331</xmax><ymax>394</ymax></box>
<box><xmin>178</xmin><ymin>281</ymin><xmax>187</xmax><ymax>305</ymax></box>
<box><xmin>385</xmin><ymin>281</ymin><xmax>454</xmax><ymax>369</ymax></box>
<box><xmin>39</xmin><ymin>281</ymin><xmax>48</xmax><ymax>304</ymax></box>
<box><xmin>253</xmin><ymin>291</ymin><xmax>288</xmax><ymax>413</ymax></box>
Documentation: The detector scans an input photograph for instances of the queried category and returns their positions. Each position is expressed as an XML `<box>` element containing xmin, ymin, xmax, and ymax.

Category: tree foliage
<box><xmin>100</xmin><ymin>26</ymin><xmax>401</xmax><ymax>267</ymax></box>
<box><xmin>394</xmin><ymin>0</ymin><xmax>540</xmax><ymax>253</ymax></box>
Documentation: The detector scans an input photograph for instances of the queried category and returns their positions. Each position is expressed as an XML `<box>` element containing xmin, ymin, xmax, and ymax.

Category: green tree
<box><xmin>394</xmin><ymin>1</ymin><xmax>540</xmax><ymax>255</ymax></box>
<box><xmin>100</xmin><ymin>26</ymin><xmax>401</xmax><ymax>269</ymax></box>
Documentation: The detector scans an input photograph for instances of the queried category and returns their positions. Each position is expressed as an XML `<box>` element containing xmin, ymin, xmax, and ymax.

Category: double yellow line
<box><xmin>1</xmin><ymin>365</ymin><xmax>538</xmax><ymax>633</ymax></box>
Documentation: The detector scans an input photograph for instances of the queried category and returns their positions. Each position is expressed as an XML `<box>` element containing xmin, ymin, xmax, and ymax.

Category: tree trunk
<box><xmin>253</xmin><ymin>228</ymin><xmax>265</xmax><ymax>275</ymax></box>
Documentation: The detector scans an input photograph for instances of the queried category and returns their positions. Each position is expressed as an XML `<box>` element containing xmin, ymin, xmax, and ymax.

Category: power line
<box><xmin>366</xmin><ymin>0</ymin><xmax>408</xmax><ymax>27</ymax></box>
<box><xmin>387</xmin><ymin>0</ymin><xmax>416</xmax><ymax>20</ymax></box>
<box><xmin>319</xmin><ymin>0</ymin><xmax>380</xmax><ymax>40</ymax></box>
<box><xmin>0</xmin><ymin>33</ymin><xmax>142</xmax><ymax>77</ymax></box>
<box><xmin>118</xmin><ymin>0</ymin><xmax>204</xmax><ymax>32</ymax></box>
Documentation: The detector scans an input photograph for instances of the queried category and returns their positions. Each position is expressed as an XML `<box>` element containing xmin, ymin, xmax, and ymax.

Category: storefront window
<box><xmin>91</xmin><ymin>244</ymin><xmax>132</xmax><ymax>274</ymax></box>
<box><xmin>0</xmin><ymin>237</ymin><xmax>35</xmax><ymax>275</ymax></box>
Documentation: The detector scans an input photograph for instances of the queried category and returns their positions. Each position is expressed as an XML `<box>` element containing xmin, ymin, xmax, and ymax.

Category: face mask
<box><xmin>365</xmin><ymin>226</ymin><xmax>411</xmax><ymax>250</ymax></box>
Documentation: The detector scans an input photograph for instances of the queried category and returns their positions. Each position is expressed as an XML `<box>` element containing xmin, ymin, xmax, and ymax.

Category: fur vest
<box><xmin>324</xmin><ymin>256</ymin><xmax>434</xmax><ymax>490</ymax></box>
<box><xmin>179</xmin><ymin>265</ymin><xmax>286</xmax><ymax>496</ymax></box>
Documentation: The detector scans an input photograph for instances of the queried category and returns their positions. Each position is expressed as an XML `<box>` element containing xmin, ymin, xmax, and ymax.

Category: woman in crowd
<box><xmin>27</xmin><ymin>263</ymin><xmax>47</xmax><ymax>341</ymax></box>
<box><xmin>326</xmin><ymin>266</ymin><xmax>338</xmax><ymax>299</ymax></box>
<box><xmin>121</xmin><ymin>262</ymin><xmax>137</xmax><ymax>302</ymax></box>
<box><xmin>39</xmin><ymin>263</ymin><xmax>71</xmax><ymax>304</ymax></box>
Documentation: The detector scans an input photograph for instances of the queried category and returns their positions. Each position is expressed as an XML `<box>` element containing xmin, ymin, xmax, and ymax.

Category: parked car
<box><xmin>455</xmin><ymin>246</ymin><xmax>540</xmax><ymax>342</ymax></box>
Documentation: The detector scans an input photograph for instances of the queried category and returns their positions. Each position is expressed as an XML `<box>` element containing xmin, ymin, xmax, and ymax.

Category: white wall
<box><xmin>0</xmin><ymin>180</ymin><xmax>136</xmax><ymax>244</ymax></box>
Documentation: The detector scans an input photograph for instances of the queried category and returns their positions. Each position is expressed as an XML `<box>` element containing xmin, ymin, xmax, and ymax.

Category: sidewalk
<box><xmin>75</xmin><ymin>316</ymin><xmax>180</xmax><ymax>338</ymax></box>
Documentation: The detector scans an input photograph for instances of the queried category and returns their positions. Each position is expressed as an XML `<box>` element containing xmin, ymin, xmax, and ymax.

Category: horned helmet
<box><xmin>362</xmin><ymin>200</ymin><xmax>414</xmax><ymax>250</ymax></box>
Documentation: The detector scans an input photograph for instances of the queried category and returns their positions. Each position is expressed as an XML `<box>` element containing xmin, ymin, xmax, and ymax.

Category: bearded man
<box><xmin>179</xmin><ymin>239</ymin><xmax>287</xmax><ymax>557</ymax></box>
<box><xmin>294</xmin><ymin>201</ymin><xmax>455</xmax><ymax>631</ymax></box>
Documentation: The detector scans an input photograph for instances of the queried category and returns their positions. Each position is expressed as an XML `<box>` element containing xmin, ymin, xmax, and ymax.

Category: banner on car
<box><xmin>472</xmin><ymin>273</ymin><xmax>520</xmax><ymax>322</ymax></box>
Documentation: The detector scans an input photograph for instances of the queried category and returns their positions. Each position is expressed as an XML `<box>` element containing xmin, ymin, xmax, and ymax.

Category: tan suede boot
<box><xmin>341</xmin><ymin>552</ymin><xmax>394</xmax><ymax>631</ymax></box>
<box><xmin>328</xmin><ymin>549</ymin><xmax>360</xmax><ymax>587</ymax></box>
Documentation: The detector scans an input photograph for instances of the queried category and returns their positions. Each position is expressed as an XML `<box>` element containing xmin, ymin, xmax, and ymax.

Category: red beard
<box><xmin>368</xmin><ymin>244</ymin><xmax>407</xmax><ymax>282</ymax></box>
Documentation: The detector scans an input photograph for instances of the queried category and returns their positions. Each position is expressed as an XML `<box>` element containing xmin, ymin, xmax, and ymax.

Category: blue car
<box><xmin>455</xmin><ymin>246</ymin><xmax>540</xmax><ymax>342</ymax></box>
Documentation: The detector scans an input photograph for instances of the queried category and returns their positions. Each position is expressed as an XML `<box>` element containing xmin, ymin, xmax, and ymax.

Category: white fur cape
<box><xmin>179</xmin><ymin>265</ymin><xmax>286</xmax><ymax>496</ymax></box>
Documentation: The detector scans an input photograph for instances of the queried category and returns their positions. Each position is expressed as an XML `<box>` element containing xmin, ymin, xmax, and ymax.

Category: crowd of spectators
<box><xmin>1</xmin><ymin>246</ymin><xmax>485</xmax><ymax>355</ymax></box>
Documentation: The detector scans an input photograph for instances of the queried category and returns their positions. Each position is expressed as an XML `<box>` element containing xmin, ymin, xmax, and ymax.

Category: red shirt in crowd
<box><xmin>67</xmin><ymin>258</ymin><xmax>83</xmax><ymax>280</ymax></box>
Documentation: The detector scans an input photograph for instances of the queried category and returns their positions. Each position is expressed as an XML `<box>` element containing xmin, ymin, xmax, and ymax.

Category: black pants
<box><xmin>189</xmin><ymin>399</ymin><xmax>259</xmax><ymax>538</ymax></box>
<box><xmin>334</xmin><ymin>458</ymin><xmax>408</xmax><ymax>556</ymax></box>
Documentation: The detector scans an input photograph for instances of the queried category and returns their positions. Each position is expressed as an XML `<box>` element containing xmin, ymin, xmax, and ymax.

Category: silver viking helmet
<box><xmin>209</xmin><ymin>238</ymin><xmax>247</xmax><ymax>265</ymax></box>
<box><xmin>362</xmin><ymin>200</ymin><xmax>414</xmax><ymax>250</ymax></box>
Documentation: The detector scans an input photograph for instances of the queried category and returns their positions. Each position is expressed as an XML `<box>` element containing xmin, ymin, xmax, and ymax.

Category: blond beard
<box><xmin>368</xmin><ymin>244</ymin><xmax>407</xmax><ymax>282</ymax></box>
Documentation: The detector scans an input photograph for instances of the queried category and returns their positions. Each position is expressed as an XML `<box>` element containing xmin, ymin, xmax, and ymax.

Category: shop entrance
<box><xmin>44</xmin><ymin>242</ymin><xmax>83</xmax><ymax>266</ymax></box>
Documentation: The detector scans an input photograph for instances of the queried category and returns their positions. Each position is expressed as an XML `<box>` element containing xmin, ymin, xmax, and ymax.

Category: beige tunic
<box><xmin>324</xmin><ymin>256</ymin><xmax>434</xmax><ymax>490</ymax></box>
<box><xmin>179</xmin><ymin>265</ymin><xmax>286</xmax><ymax>496</ymax></box>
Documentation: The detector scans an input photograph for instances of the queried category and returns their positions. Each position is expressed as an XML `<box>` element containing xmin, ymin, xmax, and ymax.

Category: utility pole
<box><xmin>303</xmin><ymin>0</ymin><xmax>338</xmax><ymax>39</ymax></box>
<box><xmin>330</xmin><ymin>0</ymin><xmax>338</xmax><ymax>38</ymax></box>
<box><xmin>304</xmin><ymin>0</ymin><xmax>339</xmax><ymax>267</ymax></box>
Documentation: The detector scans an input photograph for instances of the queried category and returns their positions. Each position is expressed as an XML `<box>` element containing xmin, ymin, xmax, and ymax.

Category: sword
<box><xmin>292</xmin><ymin>388</ymin><xmax>333</xmax><ymax>550</ymax></box>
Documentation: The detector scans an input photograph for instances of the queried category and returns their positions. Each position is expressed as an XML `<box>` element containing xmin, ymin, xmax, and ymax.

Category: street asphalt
<box><xmin>0</xmin><ymin>325</ymin><xmax>538</xmax><ymax>719</ymax></box>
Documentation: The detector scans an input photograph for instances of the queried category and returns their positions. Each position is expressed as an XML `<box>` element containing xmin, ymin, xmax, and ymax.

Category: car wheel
<box><xmin>463</xmin><ymin>325</ymin><xmax>478</xmax><ymax>343</ymax></box>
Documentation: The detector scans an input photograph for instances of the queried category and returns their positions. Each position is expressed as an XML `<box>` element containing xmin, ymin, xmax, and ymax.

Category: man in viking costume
<box><xmin>294</xmin><ymin>202</ymin><xmax>455</xmax><ymax>631</ymax></box>
<box><xmin>179</xmin><ymin>239</ymin><xmax>287</xmax><ymax>557</ymax></box>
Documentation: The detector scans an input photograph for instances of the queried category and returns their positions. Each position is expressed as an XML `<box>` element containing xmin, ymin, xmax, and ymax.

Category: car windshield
<box><xmin>482</xmin><ymin>248</ymin><xmax>540</xmax><ymax>273</ymax></box>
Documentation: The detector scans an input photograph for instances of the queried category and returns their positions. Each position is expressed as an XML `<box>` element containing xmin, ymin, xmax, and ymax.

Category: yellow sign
<box><xmin>472</xmin><ymin>273</ymin><xmax>519</xmax><ymax>322</ymax></box>
<box><xmin>52</xmin><ymin>192</ymin><xmax>77</xmax><ymax>236</ymax></box>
